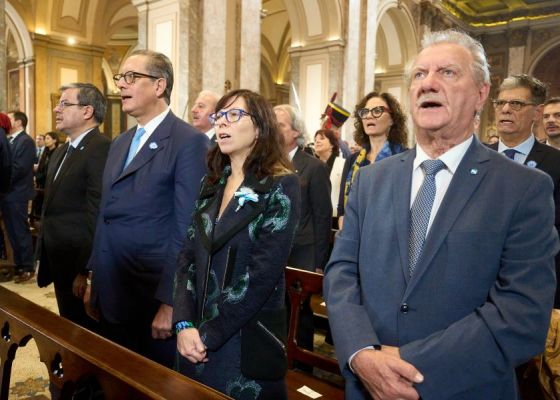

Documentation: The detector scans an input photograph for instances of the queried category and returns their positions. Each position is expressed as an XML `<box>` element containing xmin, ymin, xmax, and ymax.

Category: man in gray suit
<box><xmin>324</xmin><ymin>29</ymin><xmax>558</xmax><ymax>399</ymax></box>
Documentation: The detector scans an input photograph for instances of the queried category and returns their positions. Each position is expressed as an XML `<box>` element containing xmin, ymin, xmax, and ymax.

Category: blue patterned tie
<box><xmin>503</xmin><ymin>149</ymin><xmax>518</xmax><ymax>161</ymax></box>
<box><xmin>408</xmin><ymin>159</ymin><xmax>446</xmax><ymax>276</ymax></box>
<box><xmin>124</xmin><ymin>127</ymin><xmax>146</xmax><ymax>169</ymax></box>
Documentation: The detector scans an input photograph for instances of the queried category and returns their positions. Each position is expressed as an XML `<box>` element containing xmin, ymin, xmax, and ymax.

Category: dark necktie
<box><xmin>408</xmin><ymin>159</ymin><xmax>446</xmax><ymax>276</ymax></box>
<box><xmin>503</xmin><ymin>149</ymin><xmax>518</xmax><ymax>161</ymax></box>
<box><xmin>54</xmin><ymin>145</ymin><xmax>74</xmax><ymax>180</ymax></box>
<box><xmin>8</xmin><ymin>136</ymin><xmax>15</xmax><ymax>145</ymax></box>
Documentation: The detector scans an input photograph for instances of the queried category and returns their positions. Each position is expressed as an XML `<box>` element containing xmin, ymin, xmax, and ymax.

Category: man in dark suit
<box><xmin>1</xmin><ymin>111</ymin><xmax>35</xmax><ymax>283</ymax></box>
<box><xmin>36</xmin><ymin>83</ymin><xmax>110</xmax><ymax>330</ymax></box>
<box><xmin>324</xmin><ymin>30</ymin><xmax>558</xmax><ymax>399</ymax></box>
<box><xmin>274</xmin><ymin>104</ymin><xmax>332</xmax><ymax>359</ymax></box>
<box><xmin>490</xmin><ymin>75</ymin><xmax>560</xmax><ymax>308</ymax></box>
<box><xmin>0</xmin><ymin>127</ymin><xmax>11</xmax><ymax>195</ymax></box>
<box><xmin>85</xmin><ymin>50</ymin><xmax>208</xmax><ymax>368</ymax></box>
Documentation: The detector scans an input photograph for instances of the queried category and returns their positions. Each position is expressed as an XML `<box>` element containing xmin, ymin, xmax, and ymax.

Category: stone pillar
<box><xmin>342</xmin><ymin>0</ymin><xmax>361</xmax><ymax>142</ymax></box>
<box><xmin>0</xmin><ymin>0</ymin><xmax>6</xmax><ymax>111</ymax></box>
<box><xmin>507</xmin><ymin>28</ymin><xmax>528</xmax><ymax>76</ymax></box>
<box><xmin>363</xmin><ymin>0</ymin><xmax>378</xmax><ymax>93</ymax></box>
<box><xmin>202</xmin><ymin>0</ymin><xmax>227</xmax><ymax>95</ymax></box>
<box><xmin>239</xmin><ymin>0</ymin><xmax>261</xmax><ymax>91</ymax></box>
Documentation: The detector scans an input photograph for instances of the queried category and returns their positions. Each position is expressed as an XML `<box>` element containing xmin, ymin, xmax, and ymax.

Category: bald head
<box><xmin>191</xmin><ymin>90</ymin><xmax>220</xmax><ymax>133</ymax></box>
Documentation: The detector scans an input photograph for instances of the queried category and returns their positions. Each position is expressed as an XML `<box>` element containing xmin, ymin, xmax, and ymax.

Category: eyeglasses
<box><xmin>492</xmin><ymin>99</ymin><xmax>535</xmax><ymax>111</ymax></box>
<box><xmin>210</xmin><ymin>109</ymin><xmax>254</xmax><ymax>125</ymax></box>
<box><xmin>113</xmin><ymin>71</ymin><xmax>160</xmax><ymax>85</ymax></box>
<box><xmin>56</xmin><ymin>100</ymin><xmax>84</xmax><ymax>109</ymax></box>
<box><xmin>357</xmin><ymin>106</ymin><xmax>391</xmax><ymax>119</ymax></box>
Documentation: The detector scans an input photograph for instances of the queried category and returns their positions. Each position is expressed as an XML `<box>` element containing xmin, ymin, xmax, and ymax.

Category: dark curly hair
<box><xmin>353</xmin><ymin>91</ymin><xmax>408</xmax><ymax>147</ymax></box>
<box><xmin>207</xmin><ymin>89</ymin><xmax>292</xmax><ymax>183</ymax></box>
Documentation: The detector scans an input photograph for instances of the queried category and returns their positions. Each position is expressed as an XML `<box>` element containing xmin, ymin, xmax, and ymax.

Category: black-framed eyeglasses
<box><xmin>210</xmin><ymin>109</ymin><xmax>254</xmax><ymax>125</ymax></box>
<box><xmin>56</xmin><ymin>100</ymin><xmax>84</xmax><ymax>109</ymax></box>
<box><xmin>357</xmin><ymin>106</ymin><xmax>391</xmax><ymax>119</ymax></box>
<box><xmin>113</xmin><ymin>71</ymin><xmax>161</xmax><ymax>85</ymax></box>
<box><xmin>492</xmin><ymin>99</ymin><xmax>535</xmax><ymax>111</ymax></box>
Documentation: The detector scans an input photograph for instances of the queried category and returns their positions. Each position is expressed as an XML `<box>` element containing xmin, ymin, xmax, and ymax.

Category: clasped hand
<box><xmin>351</xmin><ymin>346</ymin><xmax>423</xmax><ymax>400</ymax></box>
<box><xmin>177</xmin><ymin>328</ymin><xmax>208</xmax><ymax>364</ymax></box>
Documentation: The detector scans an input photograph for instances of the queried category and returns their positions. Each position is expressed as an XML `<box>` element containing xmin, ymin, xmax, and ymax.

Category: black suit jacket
<box><xmin>37</xmin><ymin>128</ymin><xmax>111</xmax><ymax>288</ymax></box>
<box><xmin>291</xmin><ymin>148</ymin><xmax>332</xmax><ymax>270</ymax></box>
<box><xmin>0</xmin><ymin>128</ymin><xmax>11</xmax><ymax>195</ymax></box>
<box><xmin>490</xmin><ymin>140</ymin><xmax>560</xmax><ymax>306</ymax></box>
<box><xmin>3</xmin><ymin>131</ymin><xmax>35</xmax><ymax>202</ymax></box>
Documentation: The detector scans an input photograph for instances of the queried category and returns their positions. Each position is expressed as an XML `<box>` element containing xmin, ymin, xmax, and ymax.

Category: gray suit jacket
<box><xmin>324</xmin><ymin>137</ymin><xmax>558</xmax><ymax>399</ymax></box>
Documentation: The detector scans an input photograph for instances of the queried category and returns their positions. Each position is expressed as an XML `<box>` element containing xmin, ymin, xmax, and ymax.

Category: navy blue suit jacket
<box><xmin>4</xmin><ymin>131</ymin><xmax>35</xmax><ymax>202</ymax></box>
<box><xmin>324</xmin><ymin>137</ymin><xmax>558</xmax><ymax>399</ymax></box>
<box><xmin>90</xmin><ymin>112</ymin><xmax>209</xmax><ymax>323</ymax></box>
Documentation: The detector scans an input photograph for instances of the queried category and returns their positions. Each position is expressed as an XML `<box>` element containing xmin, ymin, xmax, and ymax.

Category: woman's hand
<box><xmin>177</xmin><ymin>328</ymin><xmax>208</xmax><ymax>364</ymax></box>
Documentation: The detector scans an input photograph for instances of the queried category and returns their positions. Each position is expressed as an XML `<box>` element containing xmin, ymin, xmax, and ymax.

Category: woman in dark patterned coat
<box><xmin>173</xmin><ymin>89</ymin><xmax>301</xmax><ymax>400</ymax></box>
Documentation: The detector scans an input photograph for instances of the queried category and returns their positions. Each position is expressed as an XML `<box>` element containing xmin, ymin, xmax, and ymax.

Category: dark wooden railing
<box><xmin>0</xmin><ymin>286</ymin><xmax>231</xmax><ymax>400</ymax></box>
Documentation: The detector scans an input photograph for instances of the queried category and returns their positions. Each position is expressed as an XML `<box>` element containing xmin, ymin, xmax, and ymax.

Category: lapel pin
<box><xmin>149</xmin><ymin>142</ymin><xmax>158</xmax><ymax>150</ymax></box>
<box><xmin>527</xmin><ymin>160</ymin><xmax>537</xmax><ymax>168</ymax></box>
<box><xmin>79</xmin><ymin>145</ymin><xmax>85</xmax><ymax>150</ymax></box>
<box><xmin>470</xmin><ymin>168</ymin><xmax>478</xmax><ymax>175</ymax></box>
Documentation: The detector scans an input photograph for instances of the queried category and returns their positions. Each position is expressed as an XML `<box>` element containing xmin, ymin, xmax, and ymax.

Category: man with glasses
<box><xmin>36</xmin><ymin>83</ymin><xmax>110</xmax><ymax>330</ymax></box>
<box><xmin>324</xmin><ymin>30</ymin><xmax>557</xmax><ymax>399</ymax></box>
<box><xmin>1</xmin><ymin>111</ymin><xmax>35</xmax><ymax>283</ymax></box>
<box><xmin>85</xmin><ymin>50</ymin><xmax>208</xmax><ymax>368</ymax></box>
<box><xmin>490</xmin><ymin>75</ymin><xmax>560</xmax><ymax>308</ymax></box>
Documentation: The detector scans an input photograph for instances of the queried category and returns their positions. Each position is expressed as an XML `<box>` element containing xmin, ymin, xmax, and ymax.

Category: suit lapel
<box><xmin>392</xmin><ymin>150</ymin><xmax>415</xmax><ymax>284</ymax></box>
<box><xmin>292</xmin><ymin>149</ymin><xmax>307</xmax><ymax>175</ymax></box>
<box><xmin>525</xmin><ymin>141</ymin><xmax>546</xmax><ymax>167</ymax></box>
<box><xmin>114</xmin><ymin>112</ymin><xmax>174</xmax><ymax>184</ymax></box>
<box><xmin>404</xmin><ymin>138</ymin><xmax>491</xmax><ymax>298</ymax></box>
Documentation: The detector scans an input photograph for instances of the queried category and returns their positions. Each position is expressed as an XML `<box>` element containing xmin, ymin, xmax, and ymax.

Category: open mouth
<box><xmin>366</xmin><ymin>122</ymin><xmax>376</xmax><ymax>128</ymax></box>
<box><xmin>121</xmin><ymin>95</ymin><xmax>132</xmax><ymax>101</ymax></box>
<box><xmin>218</xmin><ymin>133</ymin><xmax>231</xmax><ymax>140</ymax></box>
<box><xmin>420</xmin><ymin>101</ymin><xmax>442</xmax><ymax>109</ymax></box>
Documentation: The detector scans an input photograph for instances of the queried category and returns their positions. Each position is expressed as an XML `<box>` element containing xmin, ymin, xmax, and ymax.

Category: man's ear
<box><xmin>83</xmin><ymin>105</ymin><xmax>95</xmax><ymax>121</ymax></box>
<box><xmin>533</xmin><ymin>104</ymin><xmax>544</xmax><ymax>123</ymax></box>
<box><xmin>155</xmin><ymin>79</ymin><xmax>167</xmax><ymax>98</ymax></box>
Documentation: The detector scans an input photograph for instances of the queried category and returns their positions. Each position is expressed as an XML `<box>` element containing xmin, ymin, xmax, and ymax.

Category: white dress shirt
<box><xmin>497</xmin><ymin>134</ymin><xmax>535</xmax><ymax>165</ymax></box>
<box><xmin>131</xmin><ymin>107</ymin><xmax>171</xmax><ymax>158</ymax></box>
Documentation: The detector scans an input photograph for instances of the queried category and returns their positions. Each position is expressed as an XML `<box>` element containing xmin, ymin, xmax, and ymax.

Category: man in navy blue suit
<box><xmin>324</xmin><ymin>30</ymin><xmax>558</xmax><ymax>399</ymax></box>
<box><xmin>85</xmin><ymin>50</ymin><xmax>208</xmax><ymax>368</ymax></box>
<box><xmin>1</xmin><ymin>111</ymin><xmax>35</xmax><ymax>283</ymax></box>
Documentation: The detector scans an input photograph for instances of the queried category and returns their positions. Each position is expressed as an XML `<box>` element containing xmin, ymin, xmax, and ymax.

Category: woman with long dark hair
<box><xmin>173</xmin><ymin>89</ymin><xmax>300</xmax><ymax>399</ymax></box>
<box><xmin>338</xmin><ymin>91</ymin><xmax>408</xmax><ymax>228</ymax></box>
<box><xmin>314</xmin><ymin>129</ymin><xmax>345</xmax><ymax>217</ymax></box>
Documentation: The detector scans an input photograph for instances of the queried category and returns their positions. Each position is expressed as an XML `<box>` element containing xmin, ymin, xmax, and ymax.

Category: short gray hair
<box><xmin>499</xmin><ymin>74</ymin><xmax>549</xmax><ymax>105</ymax></box>
<box><xmin>131</xmin><ymin>50</ymin><xmax>174</xmax><ymax>104</ymax></box>
<box><xmin>405</xmin><ymin>29</ymin><xmax>490</xmax><ymax>88</ymax></box>
<box><xmin>273</xmin><ymin>104</ymin><xmax>307</xmax><ymax>146</ymax></box>
<box><xmin>60</xmin><ymin>83</ymin><xmax>107</xmax><ymax>124</ymax></box>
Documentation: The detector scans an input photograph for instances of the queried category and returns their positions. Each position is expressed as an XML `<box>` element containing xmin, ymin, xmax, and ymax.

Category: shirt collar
<box><xmin>288</xmin><ymin>146</ymin><xmax>298</xmax><ymax>161</ymax></box>
<box><xmin>137</xmin><ymin>107</ymin><xmax>171</xmax><ymax>136</ymax></box>
<box><xmin>497</xmin><ymin>134</ymin><xmax>535</xmax><ymax>155</ymax></box>
<box><xmin>9</xmin><ymin>130</ymin><xmax>23</xmax><ymax>140</ymax></box>
<box><xmin>69</xmin><ymin>128</ymin><xmax>95</xmax><ymax>148</ymax></box>
<box><xmin>414</xmin><ymin>134</ymin><xmax>474</xmax><ymax>175</ymax></box>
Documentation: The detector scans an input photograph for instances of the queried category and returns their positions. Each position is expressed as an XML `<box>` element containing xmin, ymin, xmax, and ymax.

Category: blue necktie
<box><xmin>503</xmin><ymin>149</ymin><xmax>518</xmax><ymax>161</ymax></box>
<box><xmin>408</xmin><ymin>159</ymin><xmax>446</xmax><ymax>276</ymax></box>
<box><xmin>124</xmin><ymin>127</ymin><xmax>146</xmax><ymax>169</ymax></box>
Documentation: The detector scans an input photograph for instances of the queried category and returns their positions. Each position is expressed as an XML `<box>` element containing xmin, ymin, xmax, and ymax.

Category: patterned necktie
<box><xmin>408</xmin><ymin>159</ymin><xmax>446</xmax><ymax>276</ymax></box>
<box><xmin>124</xmin><ymin>127</ymin><xmax>146</xmax><ymax>169</ymax></box>
<box><xmin>503</xmin><ymin>149</ymin><xmax>518</xmax><ymax>161</ymax></box>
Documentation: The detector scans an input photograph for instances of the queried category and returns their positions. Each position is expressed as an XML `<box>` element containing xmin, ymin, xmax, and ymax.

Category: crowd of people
<box><xmin>0</xmin><ymin>28</ymin><xmax>559</xmax><ymax>400</ymax></box>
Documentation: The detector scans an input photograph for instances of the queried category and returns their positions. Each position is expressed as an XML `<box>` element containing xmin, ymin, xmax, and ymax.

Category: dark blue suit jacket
<box><xmin>4</xmin><ymin>131</ymin><xmax>35</xmax><ymax>202</ymax></box>
<box><xmin>324</xmin><ymin>137</ymin><xmax>559</xmax><ymax>399</ymax></box>
<box><xmin>90</xmin><ymin>112</ymin><xmax>208</xmax><ymax>323</ymax></box>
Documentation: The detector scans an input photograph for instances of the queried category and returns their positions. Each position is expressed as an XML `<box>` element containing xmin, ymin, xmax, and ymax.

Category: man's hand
<box><xmin>152</xmin><ymin>303</ymin><xmax>173</xmax><ymax>339</ymax></box>
<box><xmin>177</xmin><ymin>328</ymin><xmax>208</xmax><ymax>364</ymax></box>
<box><xmin>83</xmin><ymin>283</ymin><xmax>100</xmax><ymax>322</ymax></box>
<box><xmin>351</xmin><ymin>348</ymin><xmax>423</xmax><ymax>400</ymax></box>
<box><xmin>72</xmin><ymin>274</ymin><xmax>88</xmax><ymax>298</ymax></box>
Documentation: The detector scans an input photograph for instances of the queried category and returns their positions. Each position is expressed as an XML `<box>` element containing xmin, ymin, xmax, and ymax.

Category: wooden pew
<box><xmin>0</xmin><ymin>286</ymin><xmax>231</xmax><ymax>400</ymax></box>
<box><xmin>285</xmin><ymin>267</ymin><xmax>344</xmax><ymax>400</ymax></box>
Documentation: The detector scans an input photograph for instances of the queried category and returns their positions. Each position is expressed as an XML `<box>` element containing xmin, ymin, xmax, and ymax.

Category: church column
<box><xmin>239</xmin><ymin>0</ymin><xmax>261</xmax><ymax>91</ymax></box>
<box><xmin>201</xmin><ymin>0</ymin><xmax>227</xmax><ymax>95</ymax></box>
<box><xmin>342</xmin><ymin>0</ymin><xmax>362</xmax><ymax>143</ymax></box>
<box><xmin>507</xmin><ymin>28</ymin><xmax>528</xmax><ymax>76</ymax></box>
<box><xmin>363</xmin><ymin>0</ymin><xmax>378</xmax><ymax>94</ymax></box>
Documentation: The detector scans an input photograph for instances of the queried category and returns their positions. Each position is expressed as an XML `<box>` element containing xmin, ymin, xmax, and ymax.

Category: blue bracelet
<box><xmin>175</xmin><ymin>320</ymin><xmax>194</xmax><ymax>334</ymax></box>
